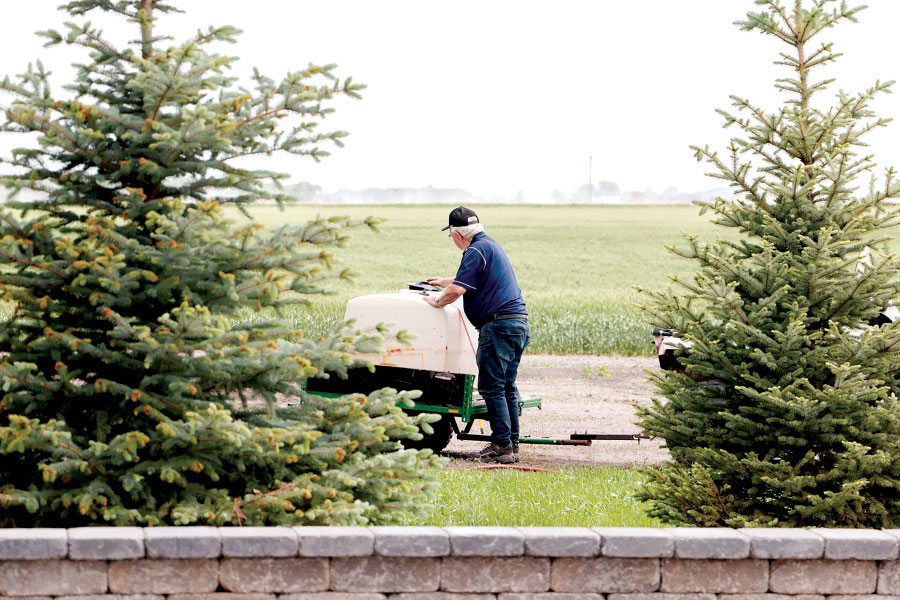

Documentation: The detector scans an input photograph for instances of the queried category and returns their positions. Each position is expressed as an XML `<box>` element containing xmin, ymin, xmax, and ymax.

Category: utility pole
<box><xmin>589</xmin><ymin>155</ymin><xmax>592</xmax><ymax>203</ymax></box>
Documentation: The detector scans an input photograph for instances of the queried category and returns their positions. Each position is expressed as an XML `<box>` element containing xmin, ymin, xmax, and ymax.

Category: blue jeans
<box><xmin>476</xmin><ymin>317</ymin><xmax>530</xmax><ymax>446</ymax></box>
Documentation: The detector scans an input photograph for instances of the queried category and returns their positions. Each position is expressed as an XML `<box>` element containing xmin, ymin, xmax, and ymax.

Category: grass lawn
<box><xmin>226</xmin><ymin>203</ymin><xmax>728</xmax><ymax>355</ymax></box>
<box><xmin>397</xmin><ymin>464</ymin><xmax>663</xmax><ymax>527</ymax></box>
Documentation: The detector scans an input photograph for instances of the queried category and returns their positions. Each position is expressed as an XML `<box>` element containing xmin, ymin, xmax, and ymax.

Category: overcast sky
<box><xmin>2</xmin><ymin>1</ymin><xmax>900</xmax><ymax>201</ymax></box>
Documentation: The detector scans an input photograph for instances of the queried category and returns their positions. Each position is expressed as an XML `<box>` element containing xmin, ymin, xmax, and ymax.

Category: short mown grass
<box><xmin>398</xmin><ymin>465</ymin><xmax>664</xmax><ymax>527</ymax></box>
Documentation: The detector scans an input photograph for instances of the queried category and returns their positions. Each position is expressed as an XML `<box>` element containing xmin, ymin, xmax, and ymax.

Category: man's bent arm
<box><xmin>425</xmin><ymin>283</ymin><xmax>465</xmax><ymax>308</ymax></box>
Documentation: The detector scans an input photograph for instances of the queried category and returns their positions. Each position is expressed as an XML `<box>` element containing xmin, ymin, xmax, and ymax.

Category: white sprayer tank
<box><xmin>345</xmin><ymin>289</ymin><xmax>479</xmax><ymax>375</ymax></box>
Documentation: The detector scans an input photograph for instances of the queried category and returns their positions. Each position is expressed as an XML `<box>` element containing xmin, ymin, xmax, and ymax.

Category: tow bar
<box><xmin>456</xmin><ymin>433</ymin><xmax>651</xmax><ymax>446</ymax></box>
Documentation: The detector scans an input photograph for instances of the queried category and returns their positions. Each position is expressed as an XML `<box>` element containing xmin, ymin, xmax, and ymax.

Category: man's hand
<box><xmin>424</xmin><ymin>283</ymin><xmax>466</xmax><ymax>309</ymax></box>
<box><xmin>426</xmin><ymin>277</ymin><xmax>453</xmax><ymax>288</ymax></box>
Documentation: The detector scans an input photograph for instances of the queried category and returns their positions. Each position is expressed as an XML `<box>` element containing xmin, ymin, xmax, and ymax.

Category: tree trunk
<box><xmin>141</xmin><ymin>0</ymin><xmax>153</xmax><ymax>58</ymax></box>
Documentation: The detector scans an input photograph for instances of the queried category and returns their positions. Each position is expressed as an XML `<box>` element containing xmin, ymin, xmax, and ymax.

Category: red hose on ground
<box><xmin>476</xmin><ymin>465</ymin><xmax>556</xmax><ymax>473</ymax></box>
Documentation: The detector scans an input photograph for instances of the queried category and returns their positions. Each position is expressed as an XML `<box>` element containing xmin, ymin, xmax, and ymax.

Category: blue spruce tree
<box><xmin>0</xmin><ymin>0</ymin><xmax>444</xmax><ymax>526</ymax></box>
<box><xmin>638</xmin><ymin>0</ymin><xmax>900</xmax><ymax>527</ymax></box>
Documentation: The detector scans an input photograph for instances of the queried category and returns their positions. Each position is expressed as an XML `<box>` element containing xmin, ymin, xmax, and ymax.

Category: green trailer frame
<box><xmin>306</xmin><ymin>370</ymin><xmax>616</xmax><ymax>452</ymax></box>
<box><xmin>402</xmin><ymin>373</ymin><xmax>578</xmax><ymax>447</ymax></box>
<box><xmin>407</xmin><ymin>374</ymin><xmax>536</xmax><ymax>426</ymax></box>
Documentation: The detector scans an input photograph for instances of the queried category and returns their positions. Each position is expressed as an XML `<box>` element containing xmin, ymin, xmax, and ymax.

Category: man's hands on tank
<box><xmin>424</xmin><ymin>282</ymin><xmax>465</xmax><ymax>308</ymax></box>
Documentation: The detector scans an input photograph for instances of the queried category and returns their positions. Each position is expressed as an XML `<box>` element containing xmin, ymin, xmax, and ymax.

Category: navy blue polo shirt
<box><xmin>453</xmin><ymin>232</ymin><xmax>527</xmax><ymax>328</ymax></box>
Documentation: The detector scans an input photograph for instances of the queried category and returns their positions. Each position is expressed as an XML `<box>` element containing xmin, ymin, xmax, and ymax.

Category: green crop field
<box><xmin>7</xmin><ymin>201</ymin><xmax>893</xmax><ymax>354</ymax></box>
<box><xmin>228</xmin><ymin>203</ymin><xmax>728</xmax><ymax>355</ymax></box>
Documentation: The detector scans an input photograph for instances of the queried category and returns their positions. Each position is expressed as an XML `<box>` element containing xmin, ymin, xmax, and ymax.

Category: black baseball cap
<box><xmin>442</xmin><ymin>206</ymin><xmax>479</xmax><ymax>231</ymax></box>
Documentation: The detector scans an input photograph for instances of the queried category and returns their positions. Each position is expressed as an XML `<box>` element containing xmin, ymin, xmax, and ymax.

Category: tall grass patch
<box><xmin>398</xmin><ymin>465</ymin><xmax>664</xmax><ymax>527</ymax></box>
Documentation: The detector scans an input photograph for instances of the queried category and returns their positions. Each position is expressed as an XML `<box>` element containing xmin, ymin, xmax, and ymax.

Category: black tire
<box><xmin>401</xmin><ymin>412</ymin><xmax>454</xmax><ymax>453</ymax></box>
<box><xmin>658</xmin><ymin>350</ymin><xmax>683</xmax><ymax>373</ymax></box>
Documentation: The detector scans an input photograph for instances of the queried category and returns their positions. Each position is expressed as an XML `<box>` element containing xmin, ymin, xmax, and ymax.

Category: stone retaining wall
<box><xmin>2</xmin><ymin>527</ymin><xmax>900</xmax><ymax>598</ymax></box>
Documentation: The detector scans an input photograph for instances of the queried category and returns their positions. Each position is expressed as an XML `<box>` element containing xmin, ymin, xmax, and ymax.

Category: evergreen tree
<box><xmin>637</xmin><ymin>0</ymin><xmax>900</xmax><ymax>527</ymax></box>
<box><xmin>0</xmin><ymin>0</ymin><xmax>444</xmax><ymax>526</ymax></box>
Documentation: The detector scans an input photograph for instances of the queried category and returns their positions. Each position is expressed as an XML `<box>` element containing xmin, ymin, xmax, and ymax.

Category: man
<box><xmin>425</xmin><ymin>206</ymin><xmax>529</xmax><ymax>464</ymax></box>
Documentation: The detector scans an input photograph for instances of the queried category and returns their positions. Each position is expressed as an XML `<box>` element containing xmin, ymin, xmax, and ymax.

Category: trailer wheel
<box><xmin>401</xmin><ymin>412</ymin><xmax>454</xmax><ymax>453</ymax></box>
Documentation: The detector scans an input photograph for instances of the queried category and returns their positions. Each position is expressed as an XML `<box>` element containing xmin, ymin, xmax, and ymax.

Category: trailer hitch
<box><xmin>456</xmin><ymin>433</ymin><xmax>652</xmax><ymax>446</ymax></box>
<box><xmin>569</xmin><ymin>433</ymin><xmax>652</xmax><ymax>444</ymax></box>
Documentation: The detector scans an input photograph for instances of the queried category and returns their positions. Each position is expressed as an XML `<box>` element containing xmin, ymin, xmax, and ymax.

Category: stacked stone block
<box><xmin>1</xmin><ymin>527</ymin><xmax>900</xmax><ymax>598</ymax></box>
